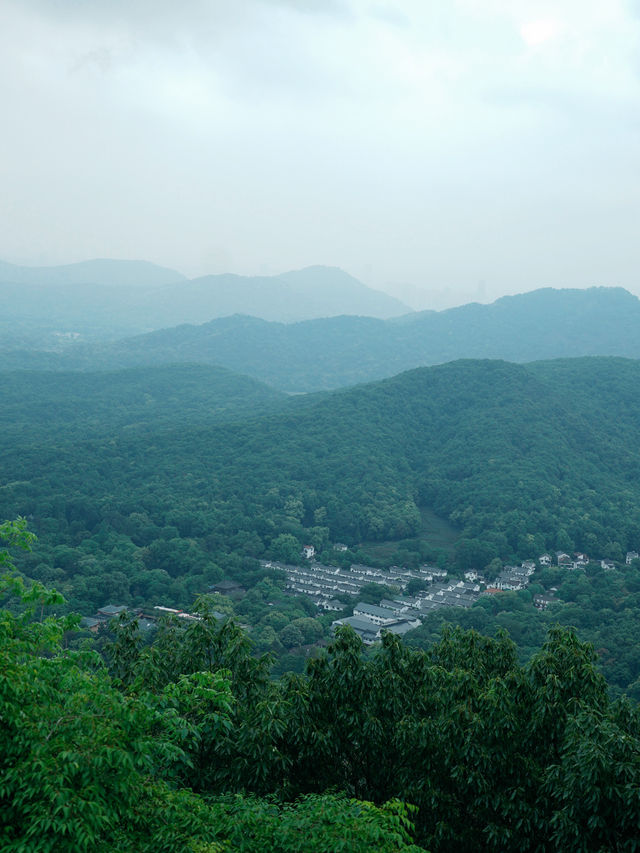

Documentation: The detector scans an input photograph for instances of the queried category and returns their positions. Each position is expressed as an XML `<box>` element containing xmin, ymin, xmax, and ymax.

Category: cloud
<box><xmin>519</xmin><ymin>18</ymin><xmax>563</xmax><ymax>46</ymax></box>
<box><xmin>260</xmin><ymin>0</ymin><xmax>353</xmax><ymax>15</ymax></box>
<box><xmin>367</xmin><ymin>3</ymin><xmax>411</xmax><ymax>27</ymax></box>
<box><xmin>2</xmin><ymin>0</ymin><xmax>640</xmax><ymax>306</ymax></box>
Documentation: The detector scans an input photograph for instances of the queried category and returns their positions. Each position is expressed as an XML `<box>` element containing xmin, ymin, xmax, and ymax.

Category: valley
<box><xmin>3</xmin><ymin>355</ymin><xmax>640</xmax><ymax>694</ymax></box>
<box><xmin>6</xmin><ymin>0</ymin><xmax>640</xmax><ymax>843</ymax></box>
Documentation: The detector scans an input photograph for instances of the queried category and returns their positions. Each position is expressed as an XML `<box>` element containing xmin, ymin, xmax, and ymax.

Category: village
<box><xmin>260</xmin><ymin>547</ymin><xmax>640</xmax><ymax>645</ymax></box>
<box><xmin>82</xmin><ymin>546</ymin><xmax>640</xmax><ymax>648</ymax></box>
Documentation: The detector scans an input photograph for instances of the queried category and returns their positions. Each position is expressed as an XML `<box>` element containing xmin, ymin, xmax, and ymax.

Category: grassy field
<box><xmin>357</xmin><ymin>507</ymin><xmax>460</xmax><ymax>565</ymax></box>
<box><xmin>418</xmin><ymin>507</ymin><xmax>460</xmax><ymax>553</ymax></box>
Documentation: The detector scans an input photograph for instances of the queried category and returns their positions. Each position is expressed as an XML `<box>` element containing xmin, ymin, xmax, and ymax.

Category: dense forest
<box><xmin>3</xmin><ymin>519</ymin><xmax>640</xmax><ymax>852</ymax></box>
<box><xmin>408</xmin><ymin>558</ymin><xmax>640</xmax><ymax>701</ymax></box>
<box><xmin>5</xmin><ymin>353</ymin><xmax>640</xmax><ymax>848</ymax></box>
<box><xmin>3</xmin><ymin>357</ymin><xmax>640</xmax><ymax>569</ymax></box>
<box><xmin>3</xmin><ymin>356</ymin><xmax>640</xmax><ymax>691</ymax></box>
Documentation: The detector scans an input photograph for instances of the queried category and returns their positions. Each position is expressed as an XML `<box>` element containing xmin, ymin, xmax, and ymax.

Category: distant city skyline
<box><xmin>2</xmin><ymin>0</ymin><xmax>639</xmax><ymax>311</ymax></box>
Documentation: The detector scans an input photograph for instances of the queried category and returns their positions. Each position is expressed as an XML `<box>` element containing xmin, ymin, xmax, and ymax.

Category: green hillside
<box><xmin>2</xmin><ymin>357</ymin><xmax>640</xmax><ymax>617</ymax></box>
<box><xmin>4</xmin><ymin>286</ymin><xmax>640</xmax><ymax>390</ymax></box>
<box><xmin>0</xmin><ymin>364</ymin><xmax>284</xmax><ymax>442</ymax></box>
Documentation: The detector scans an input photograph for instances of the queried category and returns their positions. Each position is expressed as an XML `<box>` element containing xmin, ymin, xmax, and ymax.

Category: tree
<box><xmin>406</xmin><ymin>578</ymin><xmax>427</xmax><ymax>596</ymax></box>
<box><xmin>279</xmin><ymin>624</ymin><xmax>305</xmax><ymax>649</ymax></box>
<box><xmin>484</xmin><ymin>556</ymin><xmax>503</xmax><ymax>580</ymax></box>
<box><xmin>290</xmin><ymin>616</ymin><xmax>325</xmax><ymax>645</ymax></box>
<box><xmin>0</xmin><ymin>521</ymin><xmax>234</xmax><ymax>852</ymax></box>
<box><xmin>207</xmin><ymin>795</ymin><xmax>425</xmax><ymax>853</ymax></box>
<box><xmin>7</xmin><ymin>514</ymin><xmax>640</xmax><ymax>852</ymax></box>
<box><xmin>358</xmin><ymin>582</ymin><xmax>398</xmax><ymax>605</ymax></box>
<box><xmin>270</xmin><ymin>533</ymin><xmax>301</xmax><ymax>564</ymax></box>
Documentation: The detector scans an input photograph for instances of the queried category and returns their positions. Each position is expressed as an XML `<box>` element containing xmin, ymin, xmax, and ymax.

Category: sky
<box><xmin>2</xmin><ymin>0</ymin><xmax>640</xmax><ymax>310</ymax></box>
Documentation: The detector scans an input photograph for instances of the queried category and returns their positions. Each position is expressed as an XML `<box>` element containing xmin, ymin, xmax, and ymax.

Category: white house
<box><xmin>318</xmin><ymin>598</ymin><xmax>343</xmax><ymax>612</ymax></box>
<box><xmin>353</xmin><ymin>602</ymin><xmax>397</xmax><ymax>626</ymax></box>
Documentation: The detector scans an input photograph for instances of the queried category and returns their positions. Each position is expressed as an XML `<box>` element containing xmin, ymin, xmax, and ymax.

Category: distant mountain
<box><xmin>6</xmin><ymin>285</ymin><xmax>639</xmax><ymax>391</ymax></box>
<box><xmin>0</xmin><ymin>258</ymin><xmax>189</xmax><ymax>344</ymax></box>
<box><xmin>276</xmin><ymin>266</ymin><xmax>409</xmax><ymax>318</ymax></box>
<box><xmin>130</xmin><ymin>266</ymin><xmax>408</xmax><ymax>327</ymax></box>
<box><xmin>0</xmin><ymin>260</ymin><xmax>409</xmax><ymax>345</ymax></box>
<box><xmin>0</xmin><ymin>258</ymin><xmax>186</xmax><ymax>287</ymax></box>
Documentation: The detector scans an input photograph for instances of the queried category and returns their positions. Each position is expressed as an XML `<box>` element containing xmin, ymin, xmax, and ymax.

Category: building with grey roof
<box><xmin>332</xmin><ymin>616</ymin><xmax>381</xmax><ymax>645</ymax></box>
<box><xmin>353</xmin><ymin>602</ymin><xmax>397</xmax><ymax>625</ymax></box>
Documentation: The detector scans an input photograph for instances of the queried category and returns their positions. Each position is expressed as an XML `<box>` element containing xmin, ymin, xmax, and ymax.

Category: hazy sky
<box><xmin>2</xmin><ymin>0</ymin><xmax>639</xmax><ymax>309</ymax></box>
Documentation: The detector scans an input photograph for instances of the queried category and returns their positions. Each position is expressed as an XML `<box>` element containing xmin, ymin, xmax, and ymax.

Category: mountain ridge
<box><xmin>0</xmin><ymin>257</ymin><xmax>186</xmax><ymax>287</ymax></box>
<box><xmin>0</xmin><ymin>260</ymin><xmax>409</xmax><ymax>337</ymax></box>
<box><xmin>4</xmin><ymin>285</ymin><xmax>637</xmax><ymax>391</ymax></box>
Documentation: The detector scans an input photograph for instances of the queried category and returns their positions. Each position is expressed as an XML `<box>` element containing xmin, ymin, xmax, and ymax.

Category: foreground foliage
<box><xmin>5</xmin><ymin>521</ymin><xmax>640</xmax><ymax>850</ymax></box>
<box><xmin>0</xmin><ymin>521</ymin><xmax>424</xmax><ymax>852</ymax></box>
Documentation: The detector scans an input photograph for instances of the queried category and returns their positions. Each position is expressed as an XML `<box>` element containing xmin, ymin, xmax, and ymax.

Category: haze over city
<box><xmin>2</xmin><ymin>0</ymin><xmax>639</xmax><ymax>309</ymax></box>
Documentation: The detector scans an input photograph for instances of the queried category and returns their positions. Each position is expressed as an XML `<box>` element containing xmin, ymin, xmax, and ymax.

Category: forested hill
<box><xmin>0</xmin><ymin>364</ymin><xmax>284</xmax><ymax>441</ymax></box>
<box><xmin>3</xmin><ymin>357</ymin><xmax>640</xmax><ymax>620</ymax></box>
<box><xmin>4</xmin><ymin>285</ymin><xmax>639</xmax><ymax>390</ymax></box>
<box><xmin>5</xmin><ymin>357</ymin><xmax>640</xmax><ymax>852</ymax></box>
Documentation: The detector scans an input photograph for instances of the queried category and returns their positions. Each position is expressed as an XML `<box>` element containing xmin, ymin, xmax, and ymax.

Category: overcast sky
<box><xmin>2</xmin><ymin>0</ymin><xmax>639</xmax><ymax>309</ymax></box>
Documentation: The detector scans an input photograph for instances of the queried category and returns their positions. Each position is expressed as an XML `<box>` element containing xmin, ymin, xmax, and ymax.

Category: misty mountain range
<box><xmin>3</xmin><ymin>276</ymin><xmax>640</xmax><ymax>391</ymax></box>
<box><xmin>0</xmin><ymin>259</ymin><xmax>408</xmax><ymax>345</ymax></box>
